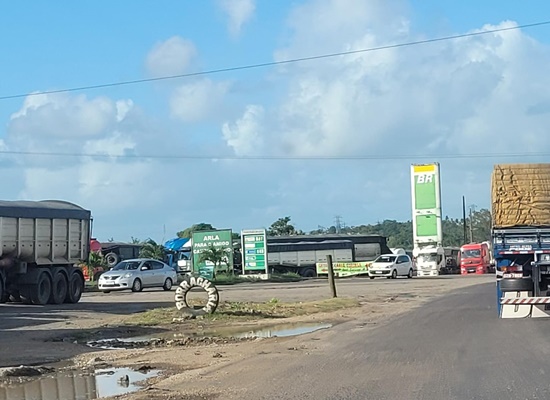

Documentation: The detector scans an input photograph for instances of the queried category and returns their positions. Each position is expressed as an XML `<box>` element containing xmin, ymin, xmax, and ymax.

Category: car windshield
<box><xmin>112</xmin><ymin>261</ymin><xmax>141</xmax><ymax>271</ymax></box>
<box><xmin>462</xmin><ymin>249</ymin><xmax>481</xmax><ymax>258</ymax></box>
<box><xmin>374</xmin><ymin>255</ymin><xmax>396</xmax><ymax>263</ymax></box>
<box><xmin>418</xmin><ymin>254</ymin><xmax>438</xmax><ymax>263</ymax></box>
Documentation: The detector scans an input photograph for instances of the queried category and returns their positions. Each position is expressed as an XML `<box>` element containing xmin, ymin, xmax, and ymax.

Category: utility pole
<box><xmin>334</xmin><ymin>215</ymin><xmax>343</xmax><ymax>234</ymax></box>
<box><xmin>462</xmin><ymin>196</ymin><xmax>467</xmax><ymax>244</ymax></box>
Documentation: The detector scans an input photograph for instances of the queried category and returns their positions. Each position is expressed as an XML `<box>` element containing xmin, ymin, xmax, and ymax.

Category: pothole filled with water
<box><xmin>86</xmin><ymin>322</ymin><xmax>333</xmax><ymax>349</ymax></box>
<box><xmin>0</xmin><ymin>366</ymin><xmax>159</xmax><ymax>400</ymax></box>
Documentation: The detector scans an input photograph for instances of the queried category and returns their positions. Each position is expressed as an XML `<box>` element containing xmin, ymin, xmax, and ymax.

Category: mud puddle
<box><xmin>87</xmin><ymin>322</ymin><xmax>332</xmax><ymax>349</ymax></box>
<box><xmin>219</xmin><ymin>322</ymin><xmax>333</xmax><ymax>339</ymax></box>
<box><xmin>0</xmin><ymin>366</ymin><xmax>159</xmax><ymax>400</ymax></box>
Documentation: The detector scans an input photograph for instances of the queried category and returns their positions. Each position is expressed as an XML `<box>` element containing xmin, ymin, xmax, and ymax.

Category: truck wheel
<box><xmin>500</xmin><ymin>278</ymin><xmax>533</xmax><ymax>292</ymax></box>
<box><xmin>65</xmin><ymin>272</ymin><xmax>84</xmax><ymax>303</ymax></box>
<box><xmin>302</xmin><ymin>268</ymin><xmax>316</xmax><ymax>278</ymax></box>
<box><xmin>49</xmin><ymin>272</ymin><xmax>68</xmax><ymax>305</ymax></box>
<box><xmin>31</xmin><ymin>272</ymin><xmax>52</xmax><ymax>305</ymax></box>
<box><xmin>132</xmin><ymin>278</ymin><xmax>143</xmax><ymax>292</ymax></box>
<box><xmin>105</xmin><ymin>252</ymin><xmax>120</xmax><ymax>268</ymax></box>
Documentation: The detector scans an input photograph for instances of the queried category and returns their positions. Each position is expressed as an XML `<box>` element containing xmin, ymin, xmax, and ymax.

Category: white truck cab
<box><xmin>414</xmin><ymin>246</ymin><xmax>445</xmax><ymax>277</ymax></box>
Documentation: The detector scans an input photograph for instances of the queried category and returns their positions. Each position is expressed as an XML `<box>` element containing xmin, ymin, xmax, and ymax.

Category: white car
<box><xmin>368</xmin><ymin>254</ymin><xmax>414</xmax><ymax>279</ymax></box>
<box><xmin>98</xmin><ymin>258</ymin><xmax>177</xmax><ymax>293</ymax></box>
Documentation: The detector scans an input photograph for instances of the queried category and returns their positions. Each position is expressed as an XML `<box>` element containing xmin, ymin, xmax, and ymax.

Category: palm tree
<box><xmin>85</xmin><ymin>251</ymin><xmax>107</xmax><ymax>281</ymax></box>
<box><xmin>139</xmin><ymin>239</ymin><xmax>166</xmax><ymax>261</ymax></box>
<box><xmin>199</xmin><ymin>244</ymin><xmax>231</xmax><ymax>276</ymax></box>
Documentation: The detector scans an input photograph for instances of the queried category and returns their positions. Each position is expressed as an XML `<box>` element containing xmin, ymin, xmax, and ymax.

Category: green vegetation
<box><xmin>177</xmin><ymin>223</ymin><xmax>215</xmax><ymax>239</ymax></box>
<box><xmin>211</xmin><ymin>272</ymin><xmax>302</xmax><ymax>285</ymax></box>
<box><xmin>267</xmin><ymin>216</ymin><xmax>304</xmax><ymax>236</ymax></box>
<box><xmin>139</xmin><ymin>238</ymin><xmax>167</xmax><ymax>260</ymax></box>
<box><xmin>123</xmin><ymin>297</ymin><xmax>360</xmax><ymax>326</ymax></box>
<box><xmin>199</xmin><ymin>245</ymin><xmax>231</xmax><ymax>273</ymax></box>
<box><xmin>278</xmin><ymin>209</ymin><xmax>491</xmax><ymax>248</ymax></box>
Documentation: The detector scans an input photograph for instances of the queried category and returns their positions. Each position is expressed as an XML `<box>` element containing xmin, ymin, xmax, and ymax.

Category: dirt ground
<box><xmin>0</xmin><ymin>275</ymin><xmax>493</xmax><ymax>399</ymax></box>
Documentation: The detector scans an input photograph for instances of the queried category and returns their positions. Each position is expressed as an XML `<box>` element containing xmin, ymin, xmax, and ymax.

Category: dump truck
<box><xmin>0</xmin><ymin>200</ymin><xmax>91</xmax><ymax>305</ymax></box>
<box><xmin>492</xmin><ymin>164</ymin><xmax>550</xmax><ymax>318</ymax></box>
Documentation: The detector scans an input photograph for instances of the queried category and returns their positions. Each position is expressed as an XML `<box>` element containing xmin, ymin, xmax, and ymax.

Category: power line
<box><xmin>0</xmin><ymin>149</ymin><xmax>549</xmax><ymax>160</ymax></box>
<box><xmin>1</xmin><ymin>20</ymin><xmax>549</xmax><ymax>101</ymax></box>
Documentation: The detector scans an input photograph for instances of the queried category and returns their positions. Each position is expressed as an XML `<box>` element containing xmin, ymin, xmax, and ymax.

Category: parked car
<box><xmin>98</xmin><ymin>258</ymin><xmax>177</xmax><ymax>293</ymax></box>
<box><xmin>368</xmin><ymin>254</ymin><xmax>413</xmax><ymax>279</ymax></box>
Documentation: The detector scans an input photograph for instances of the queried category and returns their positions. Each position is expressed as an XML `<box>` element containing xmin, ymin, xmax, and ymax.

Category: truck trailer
<box><xmin>0</xmin><ymin>200</ymin><xmax>91</xmax><ymax>305</ymax></box>
<box><xmin>492</xmin><ymin>164</ymin><xmax>550</xmax><ymax>318</ymax></box>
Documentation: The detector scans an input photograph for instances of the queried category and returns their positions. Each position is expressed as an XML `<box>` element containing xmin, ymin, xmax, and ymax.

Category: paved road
<box><xmin>232</xmin><ymin>281</ymin><xmax>550</xmax><ymax>400</ymax></box>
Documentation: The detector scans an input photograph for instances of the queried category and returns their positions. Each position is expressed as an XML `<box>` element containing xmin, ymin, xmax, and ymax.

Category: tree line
<box><xmin>266</xmin><ymin>209</ymin><xmax>492</xmax><ymax>249</ymax></box>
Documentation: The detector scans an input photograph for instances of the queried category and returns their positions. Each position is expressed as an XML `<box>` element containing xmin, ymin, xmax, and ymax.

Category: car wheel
<box><xmin>163</xmin><ymin>278</ymin><xmax>173</xmax><ymax>291</ymax></box>
<box><xmin>369</xmin><ymin>276</ymin><xmax>375</xmax><ymax>280</ymax></box>
<box><xmin>391</xmin><ymin>269</ymin><xmax>397</xmax><ymax>279</ymax></box>
<box><xmin>103</xmin><ymin>291</ymin><xmax>111</xmax><ymax>294</ymax></box>
<box><xmin>407</xmin><ymin>269</ymin><xmax>413</xmax><ymax>279</ymax></box>
<box><xmin>131</xmin><ymin>278</ymin><xmax>143</xmax><ymax>292</ymax></box>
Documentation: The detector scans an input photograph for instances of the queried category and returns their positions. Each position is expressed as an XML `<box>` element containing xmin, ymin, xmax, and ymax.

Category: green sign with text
<box><xmin>192</xmin><ymin>229</ymin><xmax>233</xmax><ymax>279</ymax></box>
<box><xmin>241</xmin><ymin>229</ymin><xmax>268</xmax><ymax>273</ymax></box>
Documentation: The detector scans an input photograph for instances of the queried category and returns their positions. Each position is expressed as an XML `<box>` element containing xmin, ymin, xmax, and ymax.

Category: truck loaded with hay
<box><xmin>492</xmin><ymin>164</ymin><xmax>550</xmax><ymax>318</ymax></box>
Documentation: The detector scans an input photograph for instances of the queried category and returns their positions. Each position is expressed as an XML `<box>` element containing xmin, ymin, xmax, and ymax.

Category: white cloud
<box><xmin>222</xmin><ymin>105</ymin><xmax>264</xmax><ymax>156</ymax></box>
<box><xmin>170</xmin><ymin>79</ymin><xmax>231</xmax><ymax>122</ymax></box>
<box><xmin>218</xmin><ymin>0</ymin><xmax>255</xmax><ymax>38</ymax></box>
<box><xmin>4</xmin><ymin>93</ymin><xmax>161</xmax><ymax>214</ymax></box>
<box><xmin>145</xmin><ymin>36</ymin><xmax>197</xmax><ymax>77</ymax></box>
<box><xmin>219</xmin><ymin>0</ymin><xmax>550</xmax><ymax>229</ymax></box>
<box><xmin>9</xmin><ymin>93</ymin><xmax>117</xmax><ymax>139</ymax></box>
<box><xmin>223</xmin><ymin>3</ymin><xmax>550</xmax><ymax>160</ymax></box>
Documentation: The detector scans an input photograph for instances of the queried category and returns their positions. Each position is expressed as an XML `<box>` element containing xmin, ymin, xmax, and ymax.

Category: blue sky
<box><xmin>1</xmin><ymin>0</ymin><xmax>550</xmax><ymax>242</ymax></box>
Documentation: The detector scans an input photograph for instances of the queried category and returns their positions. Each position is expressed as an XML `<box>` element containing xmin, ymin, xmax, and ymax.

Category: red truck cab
<box><xmin>460</xmin><ymin>242</ymin><xmax>491</xmax><ymax>274</ymax></box>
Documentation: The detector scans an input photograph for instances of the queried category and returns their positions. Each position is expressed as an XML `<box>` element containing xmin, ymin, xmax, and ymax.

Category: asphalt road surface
<box><xmin>234</xmin><ymin>281</ymin><xmax>550</xmax><ymax>400</ymax></box>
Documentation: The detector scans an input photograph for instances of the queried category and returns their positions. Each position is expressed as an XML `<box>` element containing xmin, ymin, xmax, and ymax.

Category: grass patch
<box><xmin>268</xmin><ymin>272</ymin><xmax>302</xmax><ymax>282</ymax></box>
<box><xmin>212</xmin><ymin>274</ymin><xmax>259</xmax><ymax>285</ymax></box>
<box><xmin>123</xmin><ymin>297</ymin><xmax>360</xmax><ymax>326</ymax></box>
<box><xmin>211</xmin><ymin>272</ymin><xmax>304</xmax><ymax>285</ymax></box>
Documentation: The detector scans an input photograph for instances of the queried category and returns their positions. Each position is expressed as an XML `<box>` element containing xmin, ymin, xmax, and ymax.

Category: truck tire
<box><xmin>49</xmin><ymin>271</ymin><xmax>68</xmax><ymax>305</ymax></box>
<box><xmin>65</xmin><ymin>272</ymin><xmax>84</xmax><ymax>303</ymax></box>
<box><xmin>31</xmin><ymin>272</ymin><xmax>52</xmax><ymax>305</ymax></box>
<box><xmin>105</xmin><ymin>252</ymin><xmax>120</xmax><ymax>268</ymax></box>
<box><xmin>175</xmin><ymin>275</ymin><xmax>219</xmax><ymax>316</ymax></box>
<box><xmin>500</xmin><ymin>278</ymin><xmax>533</xmax><ymax>292</ymax></box>
<box><xmin>301</xmin><ymin>268</ymin><xmax>316</xmax><ymax>278</ymax></box>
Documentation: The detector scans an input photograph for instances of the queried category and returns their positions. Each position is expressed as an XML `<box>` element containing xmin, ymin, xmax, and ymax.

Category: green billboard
<box><xmin>410</xmin><ymin>163</ymin><xmax>442</xmax><ymax>245</ymax></box>
<box><xmin>192</xmin><ymin>229</ymin><xmax>233</xmax><ymax>280</ymax></box>
<box><xmin>241</xmin><ymin>229</ymin><xmax>268</xmax><ymax>273</ymax></box>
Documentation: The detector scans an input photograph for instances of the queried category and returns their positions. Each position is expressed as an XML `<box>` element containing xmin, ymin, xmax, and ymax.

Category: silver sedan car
<box><xmin>98</xmin><ymin>258</ymin><xmax>177</xmax><ymax>293</ymax></box>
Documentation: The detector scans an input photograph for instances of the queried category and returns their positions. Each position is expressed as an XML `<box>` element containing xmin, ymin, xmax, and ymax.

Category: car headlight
<box><xmin>123</xmin><ymin>273</ymin><xmax>133</xmax><ymax>278</ymax></box>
